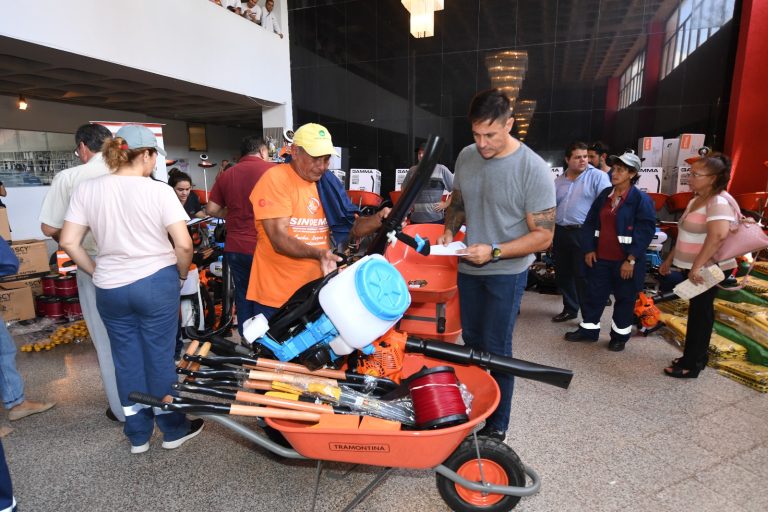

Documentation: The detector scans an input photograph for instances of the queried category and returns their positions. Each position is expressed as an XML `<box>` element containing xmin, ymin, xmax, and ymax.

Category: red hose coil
<box><xmin>407</xmin><ymin>366</ymin><xmax>468</xmax><ymax>429</ymax></box>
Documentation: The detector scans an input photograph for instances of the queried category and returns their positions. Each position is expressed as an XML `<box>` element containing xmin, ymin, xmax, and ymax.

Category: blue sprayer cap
<box><xmin>354</xmin><ymin>257</ymin><xmax>410</xmax><ymax>321</ymax></box>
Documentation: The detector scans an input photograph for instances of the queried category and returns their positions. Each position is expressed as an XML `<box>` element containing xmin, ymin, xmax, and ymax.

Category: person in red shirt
<box><xmin>206</xmin><ymin>136</ymin><xmax>274</xmax><ymax>337</ymax></box>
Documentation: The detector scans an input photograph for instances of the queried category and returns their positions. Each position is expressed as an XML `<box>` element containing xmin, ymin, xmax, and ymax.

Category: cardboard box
<box><xmin>11</xmin><ymin>276</ymin><xmax>43</xmax><ymax>297</ymax></box>
<box><xmin>395</xmin><ymin>168</ymin><xmax>410</xmax><ymax>191</ymax></box>
<box><xmin>637</xmin><ymin>167</ymin><xmax>663</xmax><ymax>193</ymax></box>
<box><xmin>638</xmin><ymin>137</ymin><xmax>663</xmax><ymax>167</ymax></box>
<box><xmin>329</xmin><ymin>169</ymin><xmax>346</xmax><ymax>185</ymax></box>
<box><xmin>662</xmin><ymin>138</ymin><xmax>680</xmax><ymax>169</ymax></box>
<box><xmin>329</xmin><ymin>147</ymin><xmax>342</xmax><ymax>171</ymax></box>
<box><xmin>9</xmin><ymin>240</ymin><xmax>49</xmax><ymax>276</ymax></box>
<box><xmin>349</xmin><ymin>168</ymin><xmax>381</xmax><ymax>195</ymax></box>
<box><xmin>674</xmin><ymin>134</ymin><xmax>705</xmax><ymax>168</ymax></box>
<box><xmin>0</xmin><ymin>281</ymin><xmax>35</xmax><ymax>322</ymax></box>
<box><xmin>662</xmin><ymin>166</ymin><xmax>691</xmax><ymax>194</ymax></box>
<box><xmin>0</xmin><ymin>208</ymin><xmax>10</xmax><ymax>242</ymax></box>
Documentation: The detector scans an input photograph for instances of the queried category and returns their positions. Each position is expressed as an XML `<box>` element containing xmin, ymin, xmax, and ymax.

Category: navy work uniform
<box><xmin>577</xmin><ymin>186</ymin><xmax>656</xmax><ymax>342</ymax></box>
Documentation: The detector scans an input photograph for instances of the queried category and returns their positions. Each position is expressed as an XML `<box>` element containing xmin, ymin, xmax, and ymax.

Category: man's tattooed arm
<box><xmin>530</xmin><ymin>207</ymin><xmax>556</xmax><ymax>232</ymax></box>
<box><xmin>498</xmin><ymin>206</ymin><xmax>556</xmax><ymax>257</ymax></box>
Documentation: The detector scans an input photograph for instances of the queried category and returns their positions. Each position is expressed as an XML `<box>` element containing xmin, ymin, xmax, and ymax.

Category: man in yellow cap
<box><xmin>246</xmin><ymin>123</ymin><xmax>386</xmax><ymax>318</ymax></box>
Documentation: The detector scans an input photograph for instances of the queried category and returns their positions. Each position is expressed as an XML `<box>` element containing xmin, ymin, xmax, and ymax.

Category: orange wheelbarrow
<box><xmin>134</xmin><ymin>352</ymin><xmax>545</xmax><ymax>511</ymax></box>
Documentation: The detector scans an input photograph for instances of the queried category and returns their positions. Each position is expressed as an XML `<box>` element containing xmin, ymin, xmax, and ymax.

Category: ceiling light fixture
<box><xmin>485</xmin><ymin>50</ymin><xmax>529</xmax><ymax>108</ymax></box>
<box><xmin>401</xmin><ymin>0</ymin><xmax>443</xmax><ymax>38</ymax></box>
<box><xmin>514</xmin><ymin>99</ymin><xmax>537</xmax><ymax>141</ymax></box>
<box><xmin>17</xmin><ymin>95</ymin><xmax>28</xmax><ymax>110</ymax></box>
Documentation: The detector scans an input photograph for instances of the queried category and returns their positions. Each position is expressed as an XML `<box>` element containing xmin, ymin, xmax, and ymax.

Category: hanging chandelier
<box><xmin>514</xmin><ymin>100</ymin><xmax>537</xmax><ymax>141</ymax></box>
<box><xmin>401</xmin><ymin>0</ymin><xmax>444</xmax><ymax>38</ymax></box>
<box><xmin>485</xmin><ymin>50</ymin><xmax>529</xmax><ymax>107</ymax></box>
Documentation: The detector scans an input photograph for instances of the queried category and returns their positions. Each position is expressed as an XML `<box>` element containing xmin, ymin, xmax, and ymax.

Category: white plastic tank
<box><xmin>319</xmin><ymin>254</ymin><xmax>411</xmax><ymax>355</ymax></box>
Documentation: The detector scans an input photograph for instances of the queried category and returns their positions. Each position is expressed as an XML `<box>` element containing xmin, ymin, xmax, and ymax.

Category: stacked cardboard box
<box><xmin>661</xmin><ymin>134</ymin><xmax>705</xmax><ymax>194</ymax></box>
<box><xmin>349</xmin><ymin>168</ymin><xmax>382</xmax><ymax>195</ymax></box>
<box><xmin>329</xmin><ymin>169</ymin><xmax>346</xmax><ymax>185</ymax></box>
<box><xmin>638</xmin><ymin>137</ymin><xmax>663</xmax><ymax>167</ymax></box>
<box><xmin>0</xmin><ymin>239</ymin><xmax>50</xmax><ymax>322</ymax></box>
<box><xmin>394</xmin><ymin>168</ymin><xmax>410</xmax><ymax>191</ymax></box>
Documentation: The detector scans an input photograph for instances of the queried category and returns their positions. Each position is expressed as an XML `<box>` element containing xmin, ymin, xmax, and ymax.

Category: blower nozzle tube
<box><xmin>405</xmin><ymin>337</ymin><xmax>574</xmax><ymax>390</ymax></box>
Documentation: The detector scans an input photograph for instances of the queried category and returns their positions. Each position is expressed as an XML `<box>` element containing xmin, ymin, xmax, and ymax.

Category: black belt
<box><xmin>558</xmin><ymin>224</ymin><xmax>582</xmax><ymax>230</ymax></box>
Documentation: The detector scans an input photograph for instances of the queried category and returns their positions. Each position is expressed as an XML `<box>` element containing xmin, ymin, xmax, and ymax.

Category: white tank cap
<box><xmin>242</xmin><ymin>313</ymin><xmax>270</xmax><ymax>342</ymax></box>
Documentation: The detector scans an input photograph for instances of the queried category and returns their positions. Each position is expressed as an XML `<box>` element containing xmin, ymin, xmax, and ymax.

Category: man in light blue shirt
<box><xmin>552</xmin><ymin>142</ymin><xmax>611</xmax><ymax>322</ymax></box>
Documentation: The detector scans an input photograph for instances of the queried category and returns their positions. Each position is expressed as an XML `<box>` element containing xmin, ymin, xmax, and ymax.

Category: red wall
<box><xmin>603</xmin><ymin>77</ymin><xmax>620</xmax><ymax>142</ymax></box>
<box><xmin>638</xmin><ymin>22</ymin><xmax>664</xmax><ymax>135</ymax></box>
<box><xmin>725</xmin><ymin>0</ymin><xmax>768</xmax><ymax>193</ymax></box>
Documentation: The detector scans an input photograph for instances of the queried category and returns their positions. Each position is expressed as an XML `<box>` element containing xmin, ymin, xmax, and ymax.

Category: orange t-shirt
<box><xmin>247</xmin><ymin>164</ymin><xmax>330</xmax><ymax>307</ymax></box>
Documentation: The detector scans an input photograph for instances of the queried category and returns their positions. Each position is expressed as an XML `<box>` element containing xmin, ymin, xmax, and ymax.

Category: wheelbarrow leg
<box><xmin>310</xmin><ymin>460</ymin><xmax>323</xmax><ymax>512</ymax></box>
<box><xmin>470</xmin><ymin>431</ymin><xmax>490</xmax><ymax>490</ymax></box>
<box><xmin>340</xmin><ymin>467</ymin><xmax>395</xmax><ymax>512</ymax></box>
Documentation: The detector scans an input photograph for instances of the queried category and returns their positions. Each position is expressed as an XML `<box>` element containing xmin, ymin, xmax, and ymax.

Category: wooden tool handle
<box><xmin>177</xmin><ymin>340</ymin><xmax>200</xmax><ymax>370</ymax></box>
<box><xmin>245</xmin><ymin>358</ymin><xmax>346</xmax><ymax>380</ymax></box>
<box><xmin>188</xmin><ymin>342</ymin><xmax>212</xmax><ymax>373</ymax></box>
<box><xmin>229</xmin><ymin>404</ymin><xmax>320</xmax><ymax>422</ymax></box>
<box><xmin>234</xmin><ymin>390</ymin><xmax>332</xmax><ymax>414</ymax></box>
<box><xmin>241</xmin><ymin>380</ymin><xmax>272</xmax><ymax>391</ymax></box>
<box><xmin>246</xmin><ymin>369</ymin><xmax>337</xmax><ymax>387</ymax></box>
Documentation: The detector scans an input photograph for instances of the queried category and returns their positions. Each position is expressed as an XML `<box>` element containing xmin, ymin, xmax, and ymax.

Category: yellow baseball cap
<box><xmin>292</xmin><ymin>123</ymin><xmax>339</xmax><ymax>157</ymax></box>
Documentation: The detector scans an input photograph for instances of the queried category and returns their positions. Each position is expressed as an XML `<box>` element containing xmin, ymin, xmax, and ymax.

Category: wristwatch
<box><xmin>491</xmin><ymin>243</ymin><xmax>502</xmax><ymax>263</ymax></box>
<box><xmin>626</xmin><ymin>258</ymin><xmax>636</xmax><ymax>266</ymax></box>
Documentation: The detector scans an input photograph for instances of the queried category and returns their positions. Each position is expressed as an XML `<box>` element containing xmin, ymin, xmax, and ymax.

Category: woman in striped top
<box><xmin>659</xmin><ymin>153</ymin><xmax>735</xmax><ymax>378</ymax></box>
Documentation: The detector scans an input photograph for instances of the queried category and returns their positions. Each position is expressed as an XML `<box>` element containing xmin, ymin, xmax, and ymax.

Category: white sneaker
<box><xmin>161</xmin><ymin>419</ymin><xmax>204</xmax><ymax>449</ymax></box>
<box><xmin>131</xmin><ymin>442</ymin><xmax>150</xmax><ymax>454</ymax></box>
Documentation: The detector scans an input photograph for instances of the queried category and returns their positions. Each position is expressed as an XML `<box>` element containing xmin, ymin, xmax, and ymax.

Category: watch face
<box><xmin>492</xmin><ymin>248</ymin><xmax>502</xmax><ymax>258</ymax></box>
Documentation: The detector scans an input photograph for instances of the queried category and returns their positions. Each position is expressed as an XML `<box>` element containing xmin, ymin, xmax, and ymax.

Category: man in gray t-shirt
<box><xmin>438</xmin><ymin>89</ymin><xmax>556</xmax><ymax>440</ymax></box>
<box><xmin>402</xmin><ymin>143</ymin><xmax>454</xmax><ymax>224</ymax></box>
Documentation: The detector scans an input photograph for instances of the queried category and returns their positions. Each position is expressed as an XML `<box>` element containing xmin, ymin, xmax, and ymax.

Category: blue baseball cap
<box><xmin>115</xmin><ymin>125</ymin><xmax>167</xmax><ymax>156</ymax></box>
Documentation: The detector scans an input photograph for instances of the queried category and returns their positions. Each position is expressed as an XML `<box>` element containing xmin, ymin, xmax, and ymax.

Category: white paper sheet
<box><xmin>429</xmin><ymin>241</ymin><xmax>468</xmax><ymax>256</ymax></box>
<box><xmin>672</xmin><ymin>265</ymin><xmax>725</xmax><ymax>300</ymax></box>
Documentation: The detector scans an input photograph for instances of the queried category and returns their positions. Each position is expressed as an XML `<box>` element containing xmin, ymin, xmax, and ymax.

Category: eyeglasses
<box><xmin>689</xmin><ymin>171</ymin><xmax>714</xmax><ymax>179</ymax></box>
<box><xmin>73</xmin><ymin>144</ymin><xmax>80</xmax><ymax>158</ymax></box>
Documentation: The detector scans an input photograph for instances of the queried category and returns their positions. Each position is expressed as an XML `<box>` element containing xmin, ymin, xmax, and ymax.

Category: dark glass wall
<box><xmin>288</xmin><ymin>0</ymin><xmax>739</xmax><ymax>194</ymax></box>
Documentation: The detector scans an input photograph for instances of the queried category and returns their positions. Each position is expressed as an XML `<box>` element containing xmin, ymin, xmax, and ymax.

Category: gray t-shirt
<box><xmin>454</xmin><ymin>142</ymin><xmax>555</xmax><ymax>275</ymax></box>
<box><xmin>402</xmin><ymin>163</ymin><xmax>454</xmax><ymax>223</ymax></box>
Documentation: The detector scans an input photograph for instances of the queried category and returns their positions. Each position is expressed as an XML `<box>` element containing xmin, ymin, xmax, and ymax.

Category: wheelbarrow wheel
<box><xmin>436</xmin><ymin>437</ymin><xmax>525</xmax><ymax>512</ymax></box>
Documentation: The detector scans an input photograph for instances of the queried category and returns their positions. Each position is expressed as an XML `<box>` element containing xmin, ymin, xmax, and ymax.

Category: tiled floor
<box><xmin>2</xmin><ymin>291</ymin><xmax>765</xmax><ymax>511</ymax></box>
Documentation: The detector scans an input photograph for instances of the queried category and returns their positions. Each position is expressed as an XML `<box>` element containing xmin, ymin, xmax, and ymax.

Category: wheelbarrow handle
<box><xmin>184</xmin><ymin>354</ymin><xmax>396</xmax><ymax>392</ymax></box>
<box><xmin>405</xmin><ymin>337</ymin><xmax>574</xmax><ymax>390</ymax></box>
<box><xmin>173</xmin><ymin>382</ymin><xmax>336</xmax><ymax>415</ymax></box>
<box><xmin>128</xmin><ymin>392</ymin><xmax>321</xmax><ymax>421</ymax></box>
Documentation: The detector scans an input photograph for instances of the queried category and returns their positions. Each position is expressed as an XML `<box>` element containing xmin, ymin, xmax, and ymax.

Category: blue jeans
<box><xmin>0</xmin><ymin>322</ymin><xmax>24</xmax><ymax>410</ymax></box>
<box><xmin>0</xmin><ymin>440</ymin><xmax>15</xmax><ymax>511</ymax></box>
<box><xmin>96</xmin><ymin>265</ymin><xmax>189</xmax><ymax>446</ymax></box>
<box><xmin>225</xmin><ymin>251</ymin><xmax>258</xmax><ymax>337</ymax></box>
<box><xmin>458</xmin><ymin>271</ymin><xmax>527</xmax><ymax>432</ymax></box>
